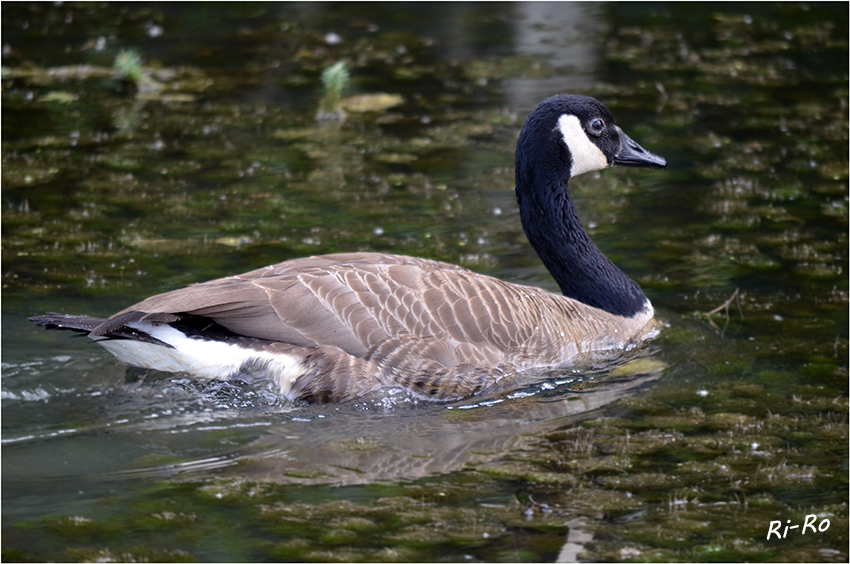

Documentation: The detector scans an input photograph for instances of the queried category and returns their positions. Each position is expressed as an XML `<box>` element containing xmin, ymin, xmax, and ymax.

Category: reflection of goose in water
<box><xmin>114</xmin><ymin>360</ymin><xmax>663</xmax><ymax>486</ymax></box>
<box><xmin>31</xmin><ymin>95</ymin><xmax>665</xmax><ymax>403</ymax></box>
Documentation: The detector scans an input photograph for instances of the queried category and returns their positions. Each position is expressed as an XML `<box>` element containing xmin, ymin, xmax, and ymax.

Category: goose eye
<box><xmin>589</xmin><ymin>118</ymin><xmax>605</xmax><ymax>135</ymax></box>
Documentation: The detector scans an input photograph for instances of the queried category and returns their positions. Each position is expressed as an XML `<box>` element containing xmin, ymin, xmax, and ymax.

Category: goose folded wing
<box><xmin>106</xmin><ymin>269</ymin><xmax>374</xmax><ymax>355</ymax></box>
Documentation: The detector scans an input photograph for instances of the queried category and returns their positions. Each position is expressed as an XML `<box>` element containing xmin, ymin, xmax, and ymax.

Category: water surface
<box><xmin>2</xmin><ymin>3</ymin><xmax>847</xmax><ymax>562</ymax></box>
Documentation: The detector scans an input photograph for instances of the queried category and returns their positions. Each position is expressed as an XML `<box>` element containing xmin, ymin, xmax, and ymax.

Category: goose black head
<box><xmin>516</xmin><ymin>95</ymin><xmax>666</xmax><ymax>189</ymax></box>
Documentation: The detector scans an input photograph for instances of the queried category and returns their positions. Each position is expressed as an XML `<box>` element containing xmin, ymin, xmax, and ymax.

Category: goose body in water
<box><xmin>31</xmin><ymin>95</ymin><xmax>666</xmax><ymax>403</ymax></box>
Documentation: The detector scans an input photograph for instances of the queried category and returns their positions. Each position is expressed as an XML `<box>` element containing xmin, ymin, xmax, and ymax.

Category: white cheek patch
<box><xmin>557</xmin><ymin>114</ymin><xmax>610</xmax><ymax>178</ymax></box>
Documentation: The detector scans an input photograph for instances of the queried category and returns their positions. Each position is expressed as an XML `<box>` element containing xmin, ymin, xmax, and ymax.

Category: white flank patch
<box><xmin>93</xmin><ymin>322</ymin><xmax>305</xmax><ymax>397</ymax></box>
<box><xmin>557</xmin><ymin>114</ymin><xmax>609</xmax><ymax>178</ymax></box>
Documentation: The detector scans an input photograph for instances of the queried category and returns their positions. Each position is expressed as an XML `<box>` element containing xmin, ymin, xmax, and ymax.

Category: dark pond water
<box><xmin>2</xmin><ymin>2</ymin><xmax>847</xmax><ymax>562</ymax></box>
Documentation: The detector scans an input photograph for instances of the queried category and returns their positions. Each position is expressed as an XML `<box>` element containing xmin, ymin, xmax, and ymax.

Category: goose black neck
<box><xmin>515</xmin><ymin>131</ymin><xmax>648</xmax><ymax>318</ymax></box>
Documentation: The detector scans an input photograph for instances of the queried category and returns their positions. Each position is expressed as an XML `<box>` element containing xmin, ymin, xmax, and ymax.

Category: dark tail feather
<box><xmin>29</xmin><ymin>313</ymin><xmax>107</xmax><ymax>334</ymax></box>
<box><xmin>29</xmin><ymin>312</ymin><xmax>173</xmax><ymax>347</ymax></box>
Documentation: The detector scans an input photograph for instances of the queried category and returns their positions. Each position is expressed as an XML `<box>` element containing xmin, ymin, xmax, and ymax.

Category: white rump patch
<box><xmin>94</xmin><ymin>322</ymin><xmax>305</xmax><ymax>397</ymax></box>
<box><xmin>557</xmin><ymin>114</ymin><xmax>609</xmax><ymax>178</ymax></box>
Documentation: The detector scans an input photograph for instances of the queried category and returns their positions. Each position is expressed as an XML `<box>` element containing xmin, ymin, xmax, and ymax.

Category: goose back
<box><xmin>102</xmin><ymin>252</ymin><xmax>655</xmax><ymax>372</ymax></box>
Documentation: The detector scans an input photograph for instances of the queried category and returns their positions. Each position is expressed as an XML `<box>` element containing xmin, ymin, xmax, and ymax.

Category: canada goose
<box><xmin>31</xmin><ymin>95</ymin><xmax>666</xmax><ymax>403</ymax></box>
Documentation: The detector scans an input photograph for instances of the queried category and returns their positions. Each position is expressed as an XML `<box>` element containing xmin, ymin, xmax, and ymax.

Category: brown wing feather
<box><xmin>110</xmin><ymin>253</ymin><xmax>522</xmax><ymax>365</ymax></box>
